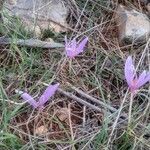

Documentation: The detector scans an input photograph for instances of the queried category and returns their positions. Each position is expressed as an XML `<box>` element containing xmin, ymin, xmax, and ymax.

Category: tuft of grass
<box><xmin>115</xmin><ymin>132</ymin><xmax>133</xmax><ymax>150</ymax></box>
<box><xmin>0</xmin><ymin>132</ymin><xmax>22</xmax><ymax>149</ymax></box>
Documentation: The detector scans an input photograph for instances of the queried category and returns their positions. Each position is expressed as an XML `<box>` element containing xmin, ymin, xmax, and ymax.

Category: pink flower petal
<box><xmin>21</xmin><ymin>93</ymin><xmax>38</xmax><ymax>108</ymax></box>
<box><xmin>76</xmin><ymin>37</ymin><xmax>88</xmax><ymax>54</ymax></box>
<box><xmin>136</xmin><ymin>71</ymin><xmax>150</xmax><ymax>89</ymax></box>
<box><xmin>65</xmin><ymin>38</ymin><xmax>77</xmax><ymax>58</ymax></box>
<box><xmin>71</xmin><ymin>38</ymin><xmax>77</xmax><ymax>51</ymax></box>
<box><xmin>124</xmin><ymin>56</ymin><xmax>136</xmax><ymax>88</ymax></box>
<box><xmin>37</xmin><ymin>83</ymin><xmax>59</xmax><ymax>107</ymax></box>
<box><xmin>66</xmin><ymin>47</ymin><xmax>76</xmax><ymax>58</ymax></box>
<box><xmin>65</xmin><ymin>36</ymin><xmax>88</xmax><ymax>58</ymax></box>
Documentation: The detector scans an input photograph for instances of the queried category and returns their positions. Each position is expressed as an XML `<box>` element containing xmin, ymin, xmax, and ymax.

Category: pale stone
<box><xmin>45</xmin><ymin>38</ymin><xmax>54</xmax><ymax>43</ymax></box>
<box><xmin>140</xmin><ymin>0</ymin><xmax>148</xmax><ymax>4</ymax></box>
<box><xmin>25</xmin><ymin>25</ymin><xmax>41</xmax><ymax>38</ymax></box>
<box><xmin>6</xmin><ymin>0</ymin><xmax>17</xmax><ymax>5</ymax></box>
<box><xmin>146</xmin><ymin>3</ymin><xmax>150</xmax><ymax>13</ymax></box>
<box><xmin>35</xmin><ymin>125</ymin><xmax>48</xmax><ymax>135</ymax></box>
<box><xmin>116</xmin><ymin>5</ymin><xmax>150</xmax><ymax>44</ymax></box>
<box><xmin>4</xmin><ymin>0</ymin><xmax>68</xmax><ymax>34</ymax></box>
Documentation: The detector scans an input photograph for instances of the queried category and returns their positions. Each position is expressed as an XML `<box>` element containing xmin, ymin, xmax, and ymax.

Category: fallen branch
<box><xmin>72</xmin><ymin>87</ymin><xmax>128</xmax><ymax>119</ymax></box>
<box><xmin>41</xmin><ymin>83</ymin><xmax>148</xmax><ymax>137</ymax></box>
<box><xmin>42</xmin><ymin>82</ymin><xmax>126</xmax><ymax>119</ymax></box>
<box><xmin>57</xmin><ymin>88</ymin><xmax>128</xmax><ymax>124</ymax></box>
<box><xmin>58</xmin><ymin>87</ymin><xmax>127</xmax><ymax>119</ymax></box>
<box><xmin>57</xmin><ymin>88</ymin><xmax>102</xmax><ymax>112</ymax></box>
<box><xmin>71</xmin><ymin>86</ymin><xmax>117</xmax><ymax>113</ymax></box>
<box><xmin>0</xmin><ymin>36</ymin><xmax>64</xmax><ymax>48</ymax></box>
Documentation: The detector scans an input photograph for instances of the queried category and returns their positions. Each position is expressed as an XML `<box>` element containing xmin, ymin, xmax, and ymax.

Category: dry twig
<box><xmin>0</xmin><ymin>36</ymin><xmax>64</xmax><ymax>48</ymax></box>
<box><xmin>57</xmin><ymin>87</ymin><xmax>127</xmax><ymax>122</ymax></box>
<box><xmin>57</xmin><ymin>88</ymin><xmax>102</xmax><ymax>112</ymax></box>
<box><xmin>71</xmin><ymin>86</ymin><xmax>118</xmax><ymax>113</ymax></box>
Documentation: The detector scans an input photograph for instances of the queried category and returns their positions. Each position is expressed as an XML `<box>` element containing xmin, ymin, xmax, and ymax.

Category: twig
<box><xmin>57</xmin><ymin>88</ymin><xmax>102</xmax><ymax>112</ymax></box>
<box><xmin>106</xmin><ymin>90</ymin><xmax>128</xmax><ymax>148</ymax></box>
<box><xmin>71</xmin><ymin>86</ymin><xmax>128</xmax><ymax>121</ymax></box>
<box><xmin>42</xmin><ymin>82</ymin><xmax>127</xmax><ymax>120</ymax></box>
<box><xmin>71</xmin><ymin>86</ymin><xmax>117</xmax><ymax>113</ymax></box>
<box><xmin>0</xmin><ymin>37</ymin><xmax>64</xmax><ymax>48</ymax></box>
<box><xmin>0</xmin><ymin>98</ymin><xmax>25</xmax><ymax>105</ymax></box>
<box><xmin>57</xmin><ymin>88</ymin><xmax>124</xmax><ymax>126</ymax></box>
<box><xmin>57</xmin><ymin>87</ymin><xmax>129</xmax><ymax>125</ymax></box>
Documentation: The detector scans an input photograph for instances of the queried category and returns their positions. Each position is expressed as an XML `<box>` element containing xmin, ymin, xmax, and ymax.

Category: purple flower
<box><xmin>125</xmin><ymin>56</ymin><xmax>150</xmax><ymax>92</ymax></box>
<box><xmin>19</xmin><ymin>83</ymin><xmax>59</xmax><ymax>109</ymax></box>
<box><xmin>65</xmin><ymin>36</ymin><xmax>88</xmax><ymax>58</ymax></box>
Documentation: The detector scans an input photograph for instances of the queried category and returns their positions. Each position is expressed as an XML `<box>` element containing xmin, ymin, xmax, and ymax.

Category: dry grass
<box><xmin>0</xmin><ymin>0</ymin><xmax>150</xmax><ymax>149</ymax></box>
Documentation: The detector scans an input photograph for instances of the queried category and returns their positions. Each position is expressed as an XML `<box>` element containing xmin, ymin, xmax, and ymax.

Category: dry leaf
<box><xmin>56</xmin><ymin>108</ymin><xmax>70</xmax><ymax>124</ymax></box>
<box><xmin>35</xmin><ymin>125</ymin><xmax>48</xmax><ymax>135</ymax></box>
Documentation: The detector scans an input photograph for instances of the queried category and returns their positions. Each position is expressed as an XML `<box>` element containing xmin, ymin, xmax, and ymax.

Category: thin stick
<box><xmin>68</xmin><ymin>104</ymin><xmax>74</xmax><ymax>141</ymax></box>
<box><xmin>0</xmin><ymin>37</ymin><xmax>64</xmax><ymax>48</ymax></box>
<box><xmin>0</xmin><ymin>98</ymin><xmax>25</xmax><ymax>105</ymax></box>
<box><xmin>42</xmin><ymin>82</ymin><xmax>128</xmax><ymax>121</ymax></box>
<box><xmin>71</xmin><ymin>86</ymin><xmax>117</xmax><ymax>112</ymax></box>
<box><xmin>57</xmin><ymin>88</ymin><xmax>127</xmax><ymax>123</ymax></box>
<box><xmin>83</xmin><ymin>106</ymin><xmax>86</xmax><ymax>127</ymax></box>
<box><xmin>106</xmin><ymin>90</ymin><xmax>129</xmax><ymax>149</ymax></box>
<box><xmin>57</xmin><ymin>88</ymin><xmax>102</xmax><ymax>112</ymax></box>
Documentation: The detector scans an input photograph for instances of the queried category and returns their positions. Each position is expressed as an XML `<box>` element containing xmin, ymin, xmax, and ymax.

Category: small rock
<box><xmin>146</xmin><ymin>3</ymin><xmax>150</xmax><ymax>13</ymax></box>
<box><xmin>35</xmin><ymin>125</ymin><xmax>48</xmax><ymax>135</ymax></box>
<box><xmin>4</xmin><ymin>0</ymin><xmax>69</xmax><ymax>34</ymax></box>
<box><xmin>56</xmin><ymin>108</ymin><xmax>70</xmax><ymax>124</ymax></box>
<box><xmin>140</xmin><ymin>0</ymin><xmax>148</xmax><ymax>4</ymax></box>
<box><xmin>25</xmin><ymin>25</ymin><xmax>41</xmax><ymax>38</ymax></box>
<box><xmin>7</xmin><ymin>0</ymin><xmax>17</xmax><ymax>5</ymax></box>
<box><xmin>45</xmin><ymin>38</ymin><xmax>55</xmax><ymax>43</ymax></box>
<box><xmin>116</xmin><ymin>5</ymin><xmax>150</xmax><ymax>44</ymax></box>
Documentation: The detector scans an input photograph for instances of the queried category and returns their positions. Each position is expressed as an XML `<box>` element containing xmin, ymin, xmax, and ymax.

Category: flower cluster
<box><xmin>17</xmin><ymin>36</ymin><xmax>88</xmax><ymax>109</ymax></box>
<box><xmin>17</xmin><ymin>36</ymin><xmax>150</xmax><ymax>109</ymax></box>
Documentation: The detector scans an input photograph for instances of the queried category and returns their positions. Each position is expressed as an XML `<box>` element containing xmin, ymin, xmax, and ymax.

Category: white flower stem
<box><xmin>128</xmin><ymin>93</ymin><xmax>134</xmax><ymax>129</ymax></box>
